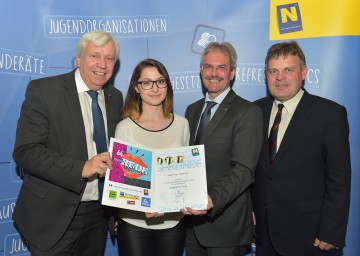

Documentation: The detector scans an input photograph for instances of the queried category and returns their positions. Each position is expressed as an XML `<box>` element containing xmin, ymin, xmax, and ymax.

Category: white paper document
<box><xmin>101</xmin><ymin>138</ymin><xmax>208</xmax><ymax>213</ymax></box>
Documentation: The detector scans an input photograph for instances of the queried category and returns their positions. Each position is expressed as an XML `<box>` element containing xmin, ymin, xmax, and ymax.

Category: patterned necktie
<box><xmin>87</xmin><ymin>90</ymin><xmax>107</xmax><ymax>198</ymax></box>
<box><xmin>195</xmin><ymin>101</ymin><xmax>217</xmax><ymax>145</ymax></box>
<box><xmin>268</xmin><ymin>103</ymin><xmax>284</xmax><ymax>164</ymax></box>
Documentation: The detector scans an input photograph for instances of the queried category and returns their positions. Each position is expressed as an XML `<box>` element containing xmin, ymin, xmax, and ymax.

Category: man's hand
<box><xmin>82</xmin><ymin>152</ymin><xmax>112</xmax><ymax>178</ymax></box>
<box><xmin>145</xmin><ymin>212</ymin><xmax>165</xmax><ymax>218</ymax></box>
<box><xmin>181</xmin><ymin>195</ymin><xmax>213</xmax><ymax>216</ymax></box>
<box><xmin>314</xmin><ymin>238</ymin><xmax>338</xmax><ymax>251</ymax></box>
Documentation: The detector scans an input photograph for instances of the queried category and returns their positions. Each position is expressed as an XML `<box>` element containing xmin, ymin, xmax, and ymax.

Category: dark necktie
<box><xmin>87</xmin><ymin>90</ymin><xmax>107</xmax><ymax>154</ymax></box>
<box><xmin>87</xmin><ymin>90</ymin><xmax>107</xmax><ymax>198</ymax></box>
<box><xmin>268</xmin><ymin>103</ymin><xmax>284</xmax><ymax>164</ymax></box>
<box><xmin>195</xmin><ymin>101</ymin><xmax>217</xmax><ymax>145</ymax></box>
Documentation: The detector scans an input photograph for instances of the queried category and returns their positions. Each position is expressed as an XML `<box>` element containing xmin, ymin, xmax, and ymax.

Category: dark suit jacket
<box><xmin>12</xmin><ymin>70</ymin><xmax>123</xmax><ymax>251</ymax></box>
<box><xmin>252</xmin><ymin>90</ymin><xmax>351</xmax><ymax>256</ymax></box>
<box><xmin>185</xmin><ymin>90</ymin><xmax>263</xmax><ymax>247</ymax></box>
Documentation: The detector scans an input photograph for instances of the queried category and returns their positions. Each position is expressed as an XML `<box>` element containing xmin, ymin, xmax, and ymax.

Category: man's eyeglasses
<box><xmin>137</xmin><ymin>79</ymin><xmax>168</xmax><ymax>90</ymax></box>
<box><xmin>201</xmin><ymin>64</ymin><xmax>230</xmax><ymax>73</ymax></box>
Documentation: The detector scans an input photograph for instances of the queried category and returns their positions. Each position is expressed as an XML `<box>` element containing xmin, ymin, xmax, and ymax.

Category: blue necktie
<box><xmin>87</xmin><ymin>90</ymin><xmax>107</xmax><ymax>154</ymax></box>
<box><xmin>268</xmin><ymin>103</ymin><xmax>284</xmax><ymax>164</ymax></box>
<box><xmin>87</xmin><ymin>90</ymin><xmax>107</xmax><ymax>199</ymax></box>
<box><xmin>195</xmin><ymin>101</ymin><xmax>217</xmax><ymax>145</ymax></box>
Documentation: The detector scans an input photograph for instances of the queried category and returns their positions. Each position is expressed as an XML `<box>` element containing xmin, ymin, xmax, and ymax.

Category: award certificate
<box><xmin>101</xmin><ymin>138</ymin><xmax>208</xmax><ymax>213</ymax></box>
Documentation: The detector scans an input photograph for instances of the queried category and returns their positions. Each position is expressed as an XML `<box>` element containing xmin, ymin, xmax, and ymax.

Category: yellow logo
<box><xmin>270</xmin><ymin>0</ymin><xmax>360</xmax><ymax>40</ymax></box>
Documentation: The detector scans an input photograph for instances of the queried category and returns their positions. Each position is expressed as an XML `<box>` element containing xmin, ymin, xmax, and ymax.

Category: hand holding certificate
<box><xmin>101</xmin><ymin>138</ymin><xmax>208</xmax><ymax>213</ymax></box>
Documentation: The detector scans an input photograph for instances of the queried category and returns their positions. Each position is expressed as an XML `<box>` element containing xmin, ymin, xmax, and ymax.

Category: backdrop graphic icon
<box><xmin>191</xmin><ymin>24</ymin><xmax>226</xmax><ymax>54</ymax></box>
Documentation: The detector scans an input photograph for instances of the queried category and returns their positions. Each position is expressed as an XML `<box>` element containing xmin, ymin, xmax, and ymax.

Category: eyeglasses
<box><xmin>201</xmin><ymin>64</ymin><xmax>230</xmax><ymax>73</ymax></box>
<box><xmin>137</xmin><ymin>79</ymin><xmax>168</xmax><ymax>90</ymax></box>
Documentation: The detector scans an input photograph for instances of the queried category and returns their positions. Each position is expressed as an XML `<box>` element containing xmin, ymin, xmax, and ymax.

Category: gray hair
<box><xmin>76</xmin><ymin>31</ymin><xmax>120</xmax><ymax>61</ymax></box>
<box><xmin>200</xmin><ymin>42</ymin><xmax>237</xmax><ymax>69</ymax></box>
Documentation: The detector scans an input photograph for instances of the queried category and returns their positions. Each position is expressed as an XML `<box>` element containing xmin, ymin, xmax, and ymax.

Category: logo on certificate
<box><xmin>144</xmin><ymin>189</ymin><xmax>149</xmax><ymax>196</ymax></box>
<box><xmin>141</xmin><ymin>197</ymin><xmax>151</xmax><ymax>208</ymax></box>
<box><xmin>109</xmin><ymin>190</ymin><xmax>117</xmax><ymax>199</ymax></box>
<box><xmin>120</xmin><ymin>191</ymin><xmax>139</xmax><ymax>200</ymax></box>
<box><xmin>191</xmin><ymin>148</ymin><xmax>200</xmax><ymax>156</ymax></box>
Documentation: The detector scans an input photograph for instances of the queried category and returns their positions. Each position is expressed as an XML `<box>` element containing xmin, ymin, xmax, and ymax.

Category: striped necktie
<box><xmin>268</xmin><ymin>103</ymin><xmax>284</xmax><ymax>164</ymax></box>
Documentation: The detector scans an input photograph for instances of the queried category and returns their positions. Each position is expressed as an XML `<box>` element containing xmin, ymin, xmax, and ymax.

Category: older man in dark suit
<box><xmin>252</xmin><ymin>41</ymin><xmax>351</xmax><ymax>256</ymax></box>
<box><xmin>12</xmin><ymin>31</ymin><xmax>123</xmax><ymax>255</ymax></box>
<box><xmin>182</xmin><ymin>42</ymin><xmax>263</xmax><ymax>256</ymax></box>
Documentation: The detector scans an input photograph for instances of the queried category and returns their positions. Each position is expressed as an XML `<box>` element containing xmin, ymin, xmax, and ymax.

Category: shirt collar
<box><xmin>274</xmin><ymin>89</ymin><xmax>304</xmax><ymax>114</ymax></box>
<box><xmin>205</xmin><ymin>86</ymin><xmax>231</xmax><ymax>105</ymax></box>
<box><xmin>75</xmin><ymin>69</ymin><xmax>104</xmax><ymax>97</ymax></box>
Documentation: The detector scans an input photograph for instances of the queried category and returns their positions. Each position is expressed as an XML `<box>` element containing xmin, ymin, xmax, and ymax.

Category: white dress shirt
<box><xmin>268</xmin><ymin>89</ymin><xmax>304</xmax><ymax>151</ymax></box>
<box><xmin>75</xmin><ymin>69</ymin><xmax>109</xmax><ymax>201</ymax></box>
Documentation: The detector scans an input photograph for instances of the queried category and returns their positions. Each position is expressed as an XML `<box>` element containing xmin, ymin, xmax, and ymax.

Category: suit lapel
<box><xmin>189</xmin><ymin>101</ymin><xmax>204</xmax><ymax>145</ymax></box>
<box><xmin>104</xmin><ymin>85</ymin><xmax>117</xmax><ymax>139</ymax></box>
<box><xmin>63</xmin><ymin>71</ymin><xmax>88</xmax><ymax>160</ymax></box>
<box><xmin>274</xmin><ymin>91</ymin><xmax>313</xmax><ymax>163</ymax></box>
<box><xmin>262</xmin><ymin>99</ymin><xmax>273</xmax><ymax>165</ymax></box>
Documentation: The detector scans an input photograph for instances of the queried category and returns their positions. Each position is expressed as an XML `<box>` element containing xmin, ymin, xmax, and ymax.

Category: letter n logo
<box><xmin>191</xmin><ymin>148</ymin><xmax>200</xmax><ymax>156</ymax></box>
<box><xmin>277</xmin><ymin>3</ymin><xmax>303</xmax><ymax>34</ymax></box>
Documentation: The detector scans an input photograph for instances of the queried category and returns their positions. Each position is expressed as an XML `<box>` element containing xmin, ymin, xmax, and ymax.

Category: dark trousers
<box><xmin>117</xmin><ymin>218</ymin><xmax>186</xmax><ymax>256</ymax></box>
<box><xmin>185</xmin><ymin>225</ymin><xmax>247</xmax><ymax>256</ymax></box>
<box><xmin>29</xmin><ymin>201</ymin><xmax>108</xmax><ymax>256</ymax></box>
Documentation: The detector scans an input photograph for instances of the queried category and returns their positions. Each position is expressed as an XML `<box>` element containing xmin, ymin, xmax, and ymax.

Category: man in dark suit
<box><xmin>182</xmin><ymin>42</ymin><xmax>263</xmax><ymax>256</ymax></box>
<box><xmin>252</xmin><ymin>41</ymin><xmax>351</xmax><ymax>256</ymax></box>
<box><xmin>12</xmin><ymin>31</ymin><xmax>123</xmax><ymax>255</ymax></box>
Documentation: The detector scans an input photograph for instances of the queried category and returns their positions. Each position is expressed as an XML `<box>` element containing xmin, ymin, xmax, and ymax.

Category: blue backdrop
<box><xmin>1</xmin><ymin>0</ymin><xmax>359</xmax><ymax>255</ymax></box>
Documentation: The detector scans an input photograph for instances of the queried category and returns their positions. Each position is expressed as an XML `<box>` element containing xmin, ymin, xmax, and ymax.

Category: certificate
<box><xmin>101</xmin><ymin>138</ymin><xmax>208</xmax><ymax>213</ymax></box>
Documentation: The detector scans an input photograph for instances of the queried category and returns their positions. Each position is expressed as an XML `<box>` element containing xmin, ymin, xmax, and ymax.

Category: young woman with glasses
<box><xmin>114</xmin><ymin>58</ymin><xmax>190</xmax><ymax>256</ymax></box>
